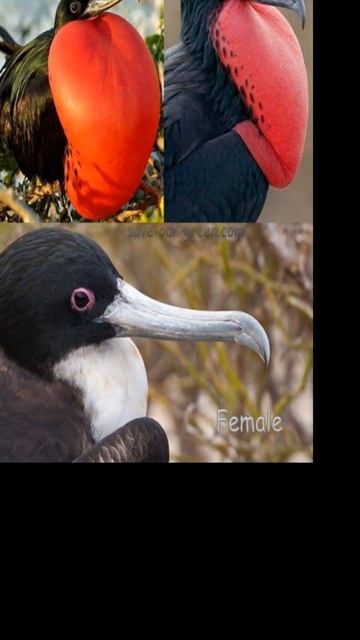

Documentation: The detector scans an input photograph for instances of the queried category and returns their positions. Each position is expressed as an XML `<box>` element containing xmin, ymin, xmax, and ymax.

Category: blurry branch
<box><xmin>273</xmin><ymin>349</ymin><xmax>313</xmax><ymax>417</ymax></box>
<box><xmin>215</xmin><ymin>343</ymin><xmax>260</xmax><ymax>417</ymax></box>
<box><xmin>287</xmin><ymin>296</ymin><xmax>313</xmax><ymax>321</ymax></box>
<box><xmin>0</xmin><ymin>185</ymin><xmax>39</xmax><ymax>223</ymax></box>
<box><xmin>143</xmin><ymin>225</ymin><xmax>313</xmax><ymax>461</ymax></box>
<box><xmin>236</xmin><ymin>261</ymin><xmax>302</xmax><ymax>296</ymax></box>
<box><xmin>116</xmin><ymin>209</ymin><xmax>144</xmax><ymax>223</ymax></box>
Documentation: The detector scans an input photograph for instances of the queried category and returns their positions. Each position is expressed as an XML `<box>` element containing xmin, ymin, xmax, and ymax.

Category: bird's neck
<box><xmin>181</xmin><ymin>0</ymin><xmax>221</xmax><ymax>54</ymax></box>
<box><xmin>53</xmin><ymin>338</ymin><xmax>149</xmax><ymax>443</ymax></box>
<box><xmin>181</xmin><ymin>2</ymin><xmax>250</xmax><ymax>129</ymax></box>
<box><xmin>54</xmin><ymin>1</ymin><xmax>72</xmax><ymax>33</ymax></box>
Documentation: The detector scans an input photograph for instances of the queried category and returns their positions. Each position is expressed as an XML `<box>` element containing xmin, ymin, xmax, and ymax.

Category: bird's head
<box><xmin>55</xmin><ymin>0</ymin><xmax>122</xmax><ymax>31</ymax></box>
<box><xmin>0</xmin><ymin>229</ymin><xmax>270</xmax><ymax>380</ymax></box>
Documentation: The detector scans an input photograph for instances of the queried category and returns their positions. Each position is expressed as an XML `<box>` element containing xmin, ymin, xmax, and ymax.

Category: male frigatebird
<box><xmin>0</xmin><ymin>1</ymin><xmax>121</xmax><ymax>183</ymax></box>
<box><xmin>0</xmin><ymin>0</ymin><xmax>160</xmax><ymax>220</ymax></box>
<box><xmin>0</xmin><ymin>228</ymin><xmax>270</xmax><ymax>463</ymax></box>
<box><xmin>165</xmin><ymin>0</ymin><xmax>309</xmax><ymax>222</ymax></box>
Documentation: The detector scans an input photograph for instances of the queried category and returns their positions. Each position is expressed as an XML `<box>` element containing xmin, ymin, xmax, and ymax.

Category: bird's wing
<box><xmin>0</xmin><ymin>30</ymin><xmax>52</xmax><ymax>105</ymax></box>
<box><xmin>0</xmin><ymin>349</ymin><xmax>92</xmax><ymax>463</ymax></box>
<box><xmin>165</xmin><ymin>41</ymin><xmax>251</xmax><ymax>169</ymax></box>
<box><xmin>0</xmin><ymin>29</ymin><xmax>66</xmax><ymax>182</ymax></box>
<box><xmin>74</xmin><ymin>419</ymin><xmax>170</xmax><ymax>463</ymax></box>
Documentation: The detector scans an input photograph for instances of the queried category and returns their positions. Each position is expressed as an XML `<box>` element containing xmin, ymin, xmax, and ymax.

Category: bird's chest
<box><xmin>169</xmin><ymin>49</ymin><xmax>246</xmax><ymax>138</ymax></box>
<box><xmin>54</xmin><ymin>338</ymin><xmax>149</xmax><ymax>443</ymax></box>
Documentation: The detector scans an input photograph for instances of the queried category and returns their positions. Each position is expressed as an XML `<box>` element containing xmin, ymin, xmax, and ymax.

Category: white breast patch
<box><xmin>54</xmin><ymin>338</ymin><xmax>148</xmax><ymax>443</ymax></box>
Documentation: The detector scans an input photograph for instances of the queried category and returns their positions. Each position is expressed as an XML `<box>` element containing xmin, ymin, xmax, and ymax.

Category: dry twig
<box><xmin>0</xmin><ymin>185</ymin><xmax>39</xmax><ymax>223</ymax></box>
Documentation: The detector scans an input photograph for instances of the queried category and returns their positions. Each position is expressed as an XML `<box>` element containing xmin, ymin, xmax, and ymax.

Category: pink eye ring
<box><xmin>71</xmin><ymin>288</ymin><xmax>96</xmax><ymax>313</ymax></box>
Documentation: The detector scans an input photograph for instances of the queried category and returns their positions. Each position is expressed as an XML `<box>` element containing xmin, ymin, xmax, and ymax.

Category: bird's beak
<box><xmin>82</xmin><ymin>0</ymin><xmax>122</xmax><ymax>19</ymax></box>
<box><xmin>254</xmin><ymin>0</ymin><xmax>306</xmax><ymax>29</ymax></box>
<box><xmin>100</xmin><ymin>280</ymin><xmax>270</xmax><ymax>366</ymax></box>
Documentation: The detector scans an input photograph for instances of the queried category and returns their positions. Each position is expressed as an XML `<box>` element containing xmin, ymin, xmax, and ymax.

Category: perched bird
<box><xmin>0</xmin><ymin>1</ymin><xmax>121</xmax><ymax>183</ymax></box>
<box><xmin>165</xmin><ymin>0</ymin><xmax>309</xmax><ymax>222</ymax></box>
<box><xmin>0</xmin><ymin>228</ymin><xmax>270</xmax><ymax>463</ymax></box>
<box><xmin>0</xmin><ymin>0</ymin><xmax>160</xmax><ymax>220</ymax></box>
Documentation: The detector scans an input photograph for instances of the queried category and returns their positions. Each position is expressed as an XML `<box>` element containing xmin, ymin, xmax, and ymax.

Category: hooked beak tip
<box><xmin>260</xmin><ymin>342</ymin><xmax>271</xmax><ymax>368</ymax></box>
<box><xmin>235</xmin><ymin>314</ymin><xmax>271</xmax><ymax>368</ymax></box>
<box><xmin>83</xmin><ymin>0</ymin><xmax>122</xmax><ymax>19</ymax></box>
<box><xmin>264</xmin><ymin>351</ymin><xmax>271</xmax><ymax>368</ymax></box>
<box><xmin>292</xmin><ymin>0</ymin><xmax>307</xmax><ymax>29</ymax></box>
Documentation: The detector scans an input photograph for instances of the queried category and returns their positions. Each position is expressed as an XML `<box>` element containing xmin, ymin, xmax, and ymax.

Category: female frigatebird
<box><xmin>0</xmin><ymin>0</ymin><xmax>160</xmax><ymax>220</ymax></box>
<box><xmin>165</xmin><ymin>0</ymin><xmax>309</xmax><ymax>222</ymax></box>
<box><xmin>0</xmin><ymin>228</ymin><xmax>270</xmax><ymax>463</ymax></box>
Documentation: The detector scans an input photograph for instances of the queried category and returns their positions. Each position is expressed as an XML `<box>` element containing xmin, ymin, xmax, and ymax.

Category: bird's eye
<box><xmin>71</xmin><ymin>288</ymin><xmax>96</xmax><ymax>313</ymax></box>
<box><xmin>70</xmin><ymin>1</ymin><xmax>82</xmax><ymax>15</ymax></box>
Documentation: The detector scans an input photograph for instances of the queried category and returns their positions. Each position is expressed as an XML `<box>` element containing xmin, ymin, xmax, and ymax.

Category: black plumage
<box><xmin>75</xmin><ymin>419</ymin><xmax>169</xmax><ymax>463</ymax></box>
<box><xmin>0</xmin><ymin>228</ymin><xmax>119</xmax><ymax>378</ymax></box>
<box><xmin>0</xmin><ymin>354</ymin><xmax>168</xmax><ymax>463</ymax></box>
<box><xmin>0</xmin><ymin>349</ymin><xmax>92</xmax><ymax>462</ymax></box>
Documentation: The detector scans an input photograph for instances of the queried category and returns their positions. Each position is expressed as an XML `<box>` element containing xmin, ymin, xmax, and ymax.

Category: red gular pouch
<box><xmin>212</xmin><ymin>0</ymin><xmax>308</xmax><ymax>188</ymax></box>
<box><xmin>49</xmin><ymin>13</ymin><xmax>160</xmax><ymax>220</ymax></box>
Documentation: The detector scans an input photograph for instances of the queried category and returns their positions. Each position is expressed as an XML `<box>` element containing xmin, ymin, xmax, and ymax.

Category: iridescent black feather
<box><xmin>0</xmin><ymin>31</ymin><xmax>66</xmax><ymax>182</ymax></box>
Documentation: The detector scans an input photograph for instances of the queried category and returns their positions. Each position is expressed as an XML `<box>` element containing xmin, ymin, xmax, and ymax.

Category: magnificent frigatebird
<box><xmin>0</xmin><ymin>1</ymin><xmax>121</xmax><ymax>183</ymax></box>
<box><xmin>165</xmin><ymin>0</ymin><xmax>309</xmax><ymax>222</ymax></box>
<box><xmin>0</xmin><ymin>228</ymin><xmax>270</xmax><ymax>463</ymax></box>
<box><xmin>0</xmin><ymin>0</ymin><xmax>160</xmax><ymax>220</ymax></box>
